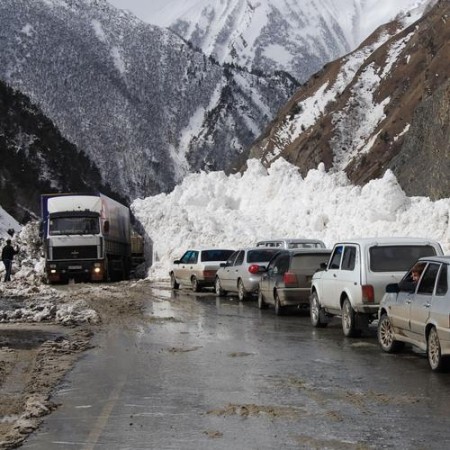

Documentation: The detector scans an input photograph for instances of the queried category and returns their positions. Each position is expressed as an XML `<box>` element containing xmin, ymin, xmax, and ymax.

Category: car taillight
<box><xmin>203</xmin><ymin>270</ymin><xmax>216</xmax><ymax>278</ymax></box>
<box><xmin>283</xmin><ymin>272</ymin><xmax>298</xmax><ymax>287</ymax></box>
<box><xmin>248</xmin><ymin>264</ymin><xmax>260</xmax><ymax>274</ymax></box>
<box><xmin>362</xmin><ymin>285</ymin><xmax>375</xmax><ymax>303</ymax></box>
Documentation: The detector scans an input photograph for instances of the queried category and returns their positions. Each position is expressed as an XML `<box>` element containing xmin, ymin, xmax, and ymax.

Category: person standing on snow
<box><xmin>2</xmin><ymin>239</ymin><xmax>19</xmax><ymax>282</ymax></box>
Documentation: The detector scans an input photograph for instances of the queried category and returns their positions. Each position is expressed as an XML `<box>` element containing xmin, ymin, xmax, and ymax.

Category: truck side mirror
<box><xmin>103</xmin><ymin>220</ymin><xmax>110</xmax><ymax>234</ymax></box>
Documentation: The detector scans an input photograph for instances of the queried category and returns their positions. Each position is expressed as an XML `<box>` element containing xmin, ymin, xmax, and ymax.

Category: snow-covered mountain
<box><xmin>109</xmin><ymin>0</ymin><xmax>432</xmax><ymax>82</ymax></box>
<box><xmin>0</xmin><ymin>0</ymin><xmax>296</xmax><ymax>201</ymax></box>
<box><xmin>248</xmin><ymin>0</ymin><xmax>449</xmax><ymax>199</ymax></box>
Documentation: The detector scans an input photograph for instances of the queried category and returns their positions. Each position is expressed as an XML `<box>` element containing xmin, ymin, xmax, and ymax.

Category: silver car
<box><xmin>170</xmin><ymin>248</ymin><xmax>235</xmax><ymax>292</ymax></box>
<box><xmin>378</xmin><ymin>256</ymin><xmax>450</xmax><ymax>371</ymax></box>
<box><xmin>214</xmin><ymin>247</ymin><xmax>280</xmax><ymax>301</ymax></box>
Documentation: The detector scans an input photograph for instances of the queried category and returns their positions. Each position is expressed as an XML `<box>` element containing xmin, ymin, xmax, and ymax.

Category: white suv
<box><xmin>310</xmin><ymin>237</ymin><xmax>443</xmax><ymax>337</ymax></box>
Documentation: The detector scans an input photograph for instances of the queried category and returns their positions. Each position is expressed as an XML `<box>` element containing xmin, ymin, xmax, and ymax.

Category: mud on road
<box><xmin>0</xmin><ymin>279</ymin><xmax>151</xmax><ymax>449</ymax></box>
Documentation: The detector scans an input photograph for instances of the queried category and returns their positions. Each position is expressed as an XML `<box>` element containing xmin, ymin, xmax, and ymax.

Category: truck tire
<box><xmin>310</xmin><ymin>291</ymin><xmax>328</xmax><ymax>328</ymax></box>
<box><xmin>170</xmin><ymin>273</ymin><xmax>179</xmax><ymax>290</ymax></box>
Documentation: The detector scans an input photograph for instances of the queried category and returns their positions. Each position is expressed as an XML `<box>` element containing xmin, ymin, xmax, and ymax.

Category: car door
<box><xmin>409</xmin><ymin>263</ymin><xmax>440</xmax><ymax>341</ymax></box>
<box><xmin>260</xmin><ymin>252</ymin><xmax>289</xmax><ymax>305</ymax></box>
<box><xmin>179</xmin><ymin>250</ymin><xmax>199</xmax><ymax>284</ymax></box>
<box><xmin>174</xmin><ymin>251</ymin><xmax>192</xmax><ymax>284</ymax></box>
<box><xmin>221</xmin><ymin>251</ymin><xmax>242</xmax><ymax>291</ymax></box>
<box><xmin>228</xmin><ymin>250</ymin><xmax>245</xmax><ymax>291</ymax></box>
<box><xmin>321</xmin><ymin>245</ymin><xmax>358</xmax><ymax>311</ymax></box>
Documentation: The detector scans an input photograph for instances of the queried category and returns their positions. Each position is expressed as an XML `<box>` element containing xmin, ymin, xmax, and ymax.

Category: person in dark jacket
<box><xmin>2</xmin><ymin>239</ymin><xmax>19</xmax><ymax>282</ymax></box>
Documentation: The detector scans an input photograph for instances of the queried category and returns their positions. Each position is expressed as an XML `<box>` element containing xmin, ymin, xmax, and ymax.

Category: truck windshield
<box><xmin>49</xmin><ymin>217</ymin><xmax>100</xmax><ymax>235</ymax></box>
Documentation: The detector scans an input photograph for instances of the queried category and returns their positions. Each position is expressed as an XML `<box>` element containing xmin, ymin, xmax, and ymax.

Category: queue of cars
<box><xmin>170</xmin><ymin>237</ymin><xmax>450</xmax><ymax>371</ymax></box>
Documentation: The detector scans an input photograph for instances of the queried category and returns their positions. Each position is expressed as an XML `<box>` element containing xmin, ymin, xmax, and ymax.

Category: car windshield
<box><xmin>369</xmin><ymin>245</ymin><xmax>437</xmax><ymax>272</ymax></box>
<box><xmin>291</xmin><ymin>254</ymin><xmax>331</xmax><ymax>272</ymax></box>
<box><xmin>49</xmin><ymin>217</ymin><xmax>100</xmax><ymax>235</ymax></box>
<box><xmin>201</xmin><ymin>250</ymin><xmax>235</xmax><ymax>262</ymax></box>
<box><xmin>247</xmin><ymin>249</ymin><xmax>280</xmax><ymax>263</ymax></box>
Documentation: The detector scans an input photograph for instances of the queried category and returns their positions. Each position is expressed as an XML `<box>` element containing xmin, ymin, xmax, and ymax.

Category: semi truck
<box><xmin>41</xmin><ymin>193</ymin><xmax>132</xmax><ymax>283</ymax></box>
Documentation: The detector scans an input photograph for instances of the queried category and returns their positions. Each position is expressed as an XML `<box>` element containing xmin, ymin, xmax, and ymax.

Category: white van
<box><xmin>256</xmin><ymin>238</ymin><xmax>326</xmax><ymax>249</ymax></box>
<box><xmin>310</xmin><ymin>237</ymin><xmax>443</xmax><ymax>337</ymax></box>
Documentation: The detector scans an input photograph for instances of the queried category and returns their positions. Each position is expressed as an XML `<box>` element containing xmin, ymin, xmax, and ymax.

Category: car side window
<box><xmin>341</xmin><ymin>246</ymin><xmax>356</xmax><ymax>271</ymax></box>
<box><xmin>226</xmin><ymin>251</ymin><xmax>239</xmax><ymax>266</ymax></box>
<box><xmin>329</xmin><ymin>246</ymin><xmax>343</xmax><ymax>269</ymax></box>
<box><xmin>436</xmin><ymin>264</ymin><xmax>448</xmax><ymax>296</ymax></box>
<box><xmin>234</xmin><ymin>251</ymin><xmax>245</xmax><ymax>266</ymax></box>
<box><xmin>417</xmin><ymin>263</ymin><xmax>440</xmax><ymax>295</ymax></box>
<box><xmin>271</xmin><ymin>255</ymin><xmax>289</xmax><ymax>275</ymax></box>
<box><xmin>180</xmin><ymin>251</ymin><xmax>191</xmax><ymax>264</ymax></box>
<box><xmin>187</xmin><ymin>251</ymin><xmax>199</xmax><ymax>264</ymax></box>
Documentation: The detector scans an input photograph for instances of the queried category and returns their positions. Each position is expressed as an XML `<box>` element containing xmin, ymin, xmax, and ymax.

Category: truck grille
<box><xmin>52</xmin><ymin>246</ymin><xmax>98</xmax><ymax>260</ymax></box>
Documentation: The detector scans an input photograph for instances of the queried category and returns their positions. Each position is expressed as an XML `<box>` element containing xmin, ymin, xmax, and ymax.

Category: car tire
<box><xmin>342</xmin><ymin>298</ymin><xmax>360</xmax><ymax>337</ymax></box>
<box><xmin>215</xmin><ymin>277</ymin><xmax>226</xmax><ymax>296</ymax></box>
<box><xmin>310</xmin><ymin>291</ymin><xmax>328</xmax><ymax>328</ymax></box>
<box><xmin>191</xmin><ymin>276</ymin><xmax>200</xmax><ymax>292</ymax></box>
<box><xmin>258</xmin><ymin>290</ymin><xmax>268</xmax><ymax>309</ymax></box>
<box><xmin>237</xmin><ymin>279</ymin><xmax>247</xmax><ymax>302</ymax></box>
<box><xmin>170</xmin><ymin>273</ymin><xmax>179</xmax><ymax>290</ymax></box>
<box><xmin>428</xmin><ymin>327</ymin><xmax>448</xmax><ymax>372</ymax></box>
<box><xmin>378</xmin><ymin>313</ymin><xmax>403</xmax><ymax>353</ymax></box>
<box><xmin>274</xmin><ymin>292</ymin><xmax>284</xmax><ymax>316</ymax></box>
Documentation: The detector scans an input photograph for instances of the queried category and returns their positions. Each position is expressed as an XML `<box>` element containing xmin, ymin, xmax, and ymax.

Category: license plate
<box><xmin>68</xmin><ymin>265</ymin><xmax>82</xmax><ymax>270</ymax></box>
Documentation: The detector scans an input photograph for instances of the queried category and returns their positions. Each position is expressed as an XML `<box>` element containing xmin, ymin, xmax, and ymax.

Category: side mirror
<box><xmin>320</xmin><ymin>262</ymin><xmax>327</xmax><ymax>270</ymax></box>
<box><xmin>173</xmin><ymin>260</ymin><xmax>180</xmax><ymax>264</ymax></box>
<box><xmin>385</xmin><ymin>283</ymin><xmax>400</xmax><ymax>293</ymax></box>
<box><xmin>103</xmin><ymin>220</ymin><xmax>110</xmax><ymax>234</ymax></box>
<box><xmin>220</xmin><ymin>262</ymin><xmax>227</xmax><ymax>267</ymax></box>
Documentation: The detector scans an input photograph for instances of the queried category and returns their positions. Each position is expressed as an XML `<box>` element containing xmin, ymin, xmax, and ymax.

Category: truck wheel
<box><xmin>170</xmin><ymin>273</ymin><xmax>179</xmax><ymax>290</ymax></box>
<box><xmin>342</xmin><ymin>298</ymin><xmax>360</xmax><ymax>337</ymax></box>
<box><xmin>310</xmin><ymin>291</ymin><xmax>328</xmax><ymax>328</ymax></box>
<box><xmin>378</xmin><ymin>314</ymin><xmax>403</xmax><ymax>353</ymax></box>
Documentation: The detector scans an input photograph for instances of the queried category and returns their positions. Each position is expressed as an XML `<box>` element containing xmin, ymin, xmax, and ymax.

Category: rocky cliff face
<box><xmin>389</xmin><ymin>80</ymin><xmax>450</xmax><ymax>200</ymax></box>
<box><xmin>0</xmin><ymin>0</ymin><xmax>297</xmax><ymax>202</ymax></box>
<box><xmin>248</xmin><ymin>0</ymin><xmax>450</xmax><ymax>198</ymax></box>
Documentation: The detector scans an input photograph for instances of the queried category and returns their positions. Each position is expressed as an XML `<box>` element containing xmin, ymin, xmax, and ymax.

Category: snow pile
<box><xmin>131</xmin><ymin>158</ymin><xmax>450</xmax><ymax>280</ymax></box>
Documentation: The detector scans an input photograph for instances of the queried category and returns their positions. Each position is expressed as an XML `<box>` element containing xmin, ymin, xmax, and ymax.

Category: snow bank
<box><xmin>131</xmin><ymin>158</ymin><xmax>450</xmax><ymax>280</ymax></box>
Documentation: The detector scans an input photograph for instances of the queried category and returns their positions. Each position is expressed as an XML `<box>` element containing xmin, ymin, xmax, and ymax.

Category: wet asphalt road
<box><xmin>23</xmin><ymin>284</ymin><xmax>450</xmax><ymax>450</ymax></box>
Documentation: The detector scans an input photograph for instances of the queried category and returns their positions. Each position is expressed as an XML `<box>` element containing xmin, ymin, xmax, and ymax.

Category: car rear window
<box><xmin>247</xmin><ymin>249</ymin><xmax>280</xmax><ymax>263</ymax></box>
<box><xmin>369</xmin><ymin>245</ymin><xmax>437</xmax><ymax>272</ymax></box>
<box><xmin>201</xmin><ymin>250</ymin><xmax>235</xmax><ymax>262</ymax></box>
<box><xmin>288</xmin><ymin>242</ymin><xmax>325</xmax><ymax>249</ymax></box>
<box><xmin>291</xmin><ymin>254</ymin><xmax>331</xmax><ymax>272</ymax></box>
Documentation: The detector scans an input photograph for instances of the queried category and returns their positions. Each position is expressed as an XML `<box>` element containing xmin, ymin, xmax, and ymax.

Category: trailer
<box><xmin>41</xmin><ymin>193</ymin><xmax>132</xmax><ymax>283</ymax></box>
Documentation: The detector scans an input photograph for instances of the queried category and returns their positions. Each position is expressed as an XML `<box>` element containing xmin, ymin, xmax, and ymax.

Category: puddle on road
<box><xmin>0</xmin><ymin>329</ymin><xmax>66</xmax><ymax>350</ymax></box>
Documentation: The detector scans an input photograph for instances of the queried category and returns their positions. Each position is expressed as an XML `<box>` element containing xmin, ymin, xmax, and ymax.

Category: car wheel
<box><xmin>342</xmin><ymin>298</ymin><xmax>360</xmax><ymax>337</ymax></box>
<box><xmin>274</xmin><ymin>292</ymin><xmax>284</xmax><ymax>316</ymax></box>
<box><xmin>170</xmin><ymin>273</ymin><xmax>179</xmax><ymax>290</ymax></box>
<box><xmin>215</xmin><ymin>277</ymin><xmax>226</xmax><ymax>296</ymax></box>
<box><xmin>237</xmin><ymin>279</ymin><xmax>247</xmax><ymax>302</ymax></box>
<box><xmin>428</xmin><ymin>327</ymin><xmax>448</xmax><ymax>372</ymax></box>
<box><xmin>191</xmin><ymin>276</ymin><xmax>200</xmax><ymax>292</ymax></box>
<box><xmin>258</xmin><ymin>290</ymin><xmax>268</xmax><ymax>309</ymax></box>
<box><xmin>310</xmin><ymin>291</ymin><xmax>328</xmax><ymax>328</ymax></box>
<box><xmin>378</xmin><ymin>314</ymin><xmax>403</xmax><ymax>353</ymax></box>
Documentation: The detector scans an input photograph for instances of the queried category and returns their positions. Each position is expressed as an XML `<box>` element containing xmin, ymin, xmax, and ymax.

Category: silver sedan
<box><xmin>378</xmin><ymin>255</ymin><xmax>450</xmax><ymax>371</ymax></box>
<box><xmin>214</xmin><ymin>247</ymin><xmax>280</xmax><ymax>301</ymax></box>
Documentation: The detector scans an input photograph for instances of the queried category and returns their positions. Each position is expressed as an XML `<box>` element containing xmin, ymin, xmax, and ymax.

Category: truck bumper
<box><xmin>46</xmin><ymin>260</ymin><xmax>105</xmax><ymax>283</ymax></box>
